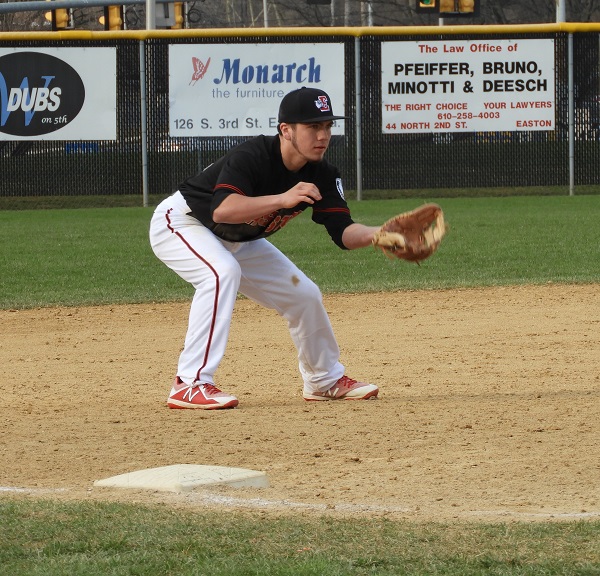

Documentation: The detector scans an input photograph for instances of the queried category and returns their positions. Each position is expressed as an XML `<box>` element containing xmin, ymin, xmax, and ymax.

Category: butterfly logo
<box><xmin>189</xmin><ymin>57</ymin><xmax>211</xmax><ymax>86</ymax></box>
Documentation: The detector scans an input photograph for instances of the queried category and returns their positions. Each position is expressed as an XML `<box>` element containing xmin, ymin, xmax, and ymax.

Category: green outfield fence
<box><xmin>0</xmin><ymin>24</ymin><xmax>599</xmax><ymax>208</ymax></box>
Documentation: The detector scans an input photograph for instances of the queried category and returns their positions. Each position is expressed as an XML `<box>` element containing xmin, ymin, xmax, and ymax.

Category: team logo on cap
<box><xmin>315</xmin><ymin>95</ymin><xmax>330</xmax><ymax>112</ymax></box>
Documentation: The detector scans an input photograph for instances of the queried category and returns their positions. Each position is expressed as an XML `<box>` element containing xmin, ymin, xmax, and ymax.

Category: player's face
<box><xmin>288</xmin><ymin>121</ymin><xmax>333</xmax><ymax>163</ymax></box>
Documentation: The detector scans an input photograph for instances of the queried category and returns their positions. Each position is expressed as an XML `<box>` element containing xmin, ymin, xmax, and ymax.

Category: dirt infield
<box><xmin>1</xmin><ymin>284</ymin><xmax>599</xmax><ymax>522</ymax></box>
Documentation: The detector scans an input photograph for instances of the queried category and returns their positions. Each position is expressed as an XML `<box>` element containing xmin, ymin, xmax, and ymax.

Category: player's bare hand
<box><xmin>281</xmin><ymin>182</ymin><xmax>322</xmax><ymax>208</ymax></box>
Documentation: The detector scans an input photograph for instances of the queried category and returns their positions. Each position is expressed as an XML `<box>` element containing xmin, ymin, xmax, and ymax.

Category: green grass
<box><xmin>1</xmin><ymin>195</ymin><xmax>599</xmax><ymax>309</ymax></box>
<box><xmin>2</xmin><ymin>499</ymin><xmax>600</xmax><ymax>575</ymax></box>
<box><xmin>2</xmin><ymin>194</ymin><xmax>600</xmax><ymax>574</ymax></box>
<box><xmin>1</xmin><ymin>185</ymin><xmax>598</xmax><ymax>210</ymax></box>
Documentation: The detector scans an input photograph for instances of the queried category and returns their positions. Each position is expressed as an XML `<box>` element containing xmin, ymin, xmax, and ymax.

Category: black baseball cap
<box><xmin>278</xmin><ymin>87</ymin><xmax>347</xmax><ymax>124</ymax></box>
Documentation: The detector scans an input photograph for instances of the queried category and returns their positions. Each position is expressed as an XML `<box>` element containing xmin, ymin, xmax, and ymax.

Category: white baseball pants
<box><xmin>149</xmin><ymin>191</ymin><xmax>345</xmax><ymax>394</ymax></box>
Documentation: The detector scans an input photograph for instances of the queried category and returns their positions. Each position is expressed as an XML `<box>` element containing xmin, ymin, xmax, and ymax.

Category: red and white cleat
<box><xmin>303</xmin><ymin>375</ymin><xmax>379</xmax><ymax>401</ymax></box>
<box><xmin>167</xmin><ymin>377</ymin><xmax>239</xmax><ymax>409</ymax></box>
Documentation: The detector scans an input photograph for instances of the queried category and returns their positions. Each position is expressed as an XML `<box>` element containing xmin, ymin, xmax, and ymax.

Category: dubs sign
<box><xmin>0</xmin><ymin>52</ymin><xmax>84</xmax><ymax>137</ymax></box>
<box><xmin>169</xmin><ymin>43</ymin><xmax>346</xmax><ymax>137</ymax></box>
<box><xmin>0</xmin><ymin>48</ymin><xmax>116</xmax><ymax>140</ymax></box>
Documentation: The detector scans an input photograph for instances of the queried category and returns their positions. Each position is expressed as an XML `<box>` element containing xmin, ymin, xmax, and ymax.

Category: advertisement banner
<box><xmin>0</xmin><ymin>48</ymin><xmax>117</xmax><ymax>141</ymax></box>
<box><xmin>169</xmin><ymin>43</ymin><xmax>346</xmax><ymax>137</ymax></box>
<box><xmin>381</xmin><ymin>39</ymin><xmax>555</xmax><ymax>133</ymax></box>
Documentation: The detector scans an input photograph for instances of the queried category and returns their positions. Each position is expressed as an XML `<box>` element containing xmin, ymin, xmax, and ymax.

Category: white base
<box><xmin>93</xmin><ymin>464</ymin><xmax>269</xmax><ymax>492</ymax></box>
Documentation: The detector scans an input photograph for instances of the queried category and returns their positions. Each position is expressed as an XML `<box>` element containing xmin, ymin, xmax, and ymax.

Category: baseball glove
<box><xmin>372</xmin><ymin>203</ymin><xmax>446</xmax><ymax>264</ymax></box>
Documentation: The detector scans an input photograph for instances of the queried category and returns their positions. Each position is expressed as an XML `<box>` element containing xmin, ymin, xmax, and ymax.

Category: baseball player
<box><xmin>150</xmin><ymin>87</ymin><xmax>381</xmax><ymax>409</ymax></box>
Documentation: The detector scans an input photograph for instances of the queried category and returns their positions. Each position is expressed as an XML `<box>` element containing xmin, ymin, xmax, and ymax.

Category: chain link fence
<box><xmin>1</xmin><ymin>28</ymin><xmax>599</xmax><ymax>209</ymax></box>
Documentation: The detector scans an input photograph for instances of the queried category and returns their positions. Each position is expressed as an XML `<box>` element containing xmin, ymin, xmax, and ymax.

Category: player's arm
<box><xmin>212</xmin><ymin>182</ymin><xmax>321</xmax><ymax>224</ymax></box>
<box><xmin>311</xmin><ymin>171</ymin><xmax>378</xmax><ymax>250</ymax></box>
<box><xmin>341</xmin><ymin>223</ymin><xmax>380</xmax><ymax>250</ymax></box>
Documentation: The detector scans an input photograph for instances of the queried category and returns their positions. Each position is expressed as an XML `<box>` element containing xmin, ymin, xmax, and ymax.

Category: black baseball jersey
<box><xmin>179</xmin><ymin>135</ymin><xmax>354</xmax><ymax>249</ymax></box>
